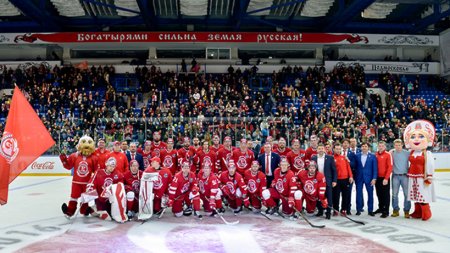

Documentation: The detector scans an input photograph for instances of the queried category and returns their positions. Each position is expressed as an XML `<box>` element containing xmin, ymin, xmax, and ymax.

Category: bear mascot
<box><xmin>60</xmin><ymin>136</ymin><xmax>98</xmax><ymax>218</ymax></box>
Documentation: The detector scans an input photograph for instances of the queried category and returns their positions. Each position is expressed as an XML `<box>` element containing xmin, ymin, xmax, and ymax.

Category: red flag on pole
<box><xmin>0</xmin><ymin>86</ymin><xmax>55</xmax><ymax>205</ymax></box>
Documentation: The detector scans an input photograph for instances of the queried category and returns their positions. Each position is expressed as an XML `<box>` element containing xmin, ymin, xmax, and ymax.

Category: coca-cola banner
<box><xmin>325</xmin><ymin>61</ymin><xmax>440</xmax><ymax>74</ymax></box>
<box><xmin>0</xmin><ymin>32</ymin><xmax>438</xmax><ymax>46</ymax></box>
<box><xmin>21</xmin><ymin>156</ymin><xmax>70</xmax><ymax>176</ymax></box>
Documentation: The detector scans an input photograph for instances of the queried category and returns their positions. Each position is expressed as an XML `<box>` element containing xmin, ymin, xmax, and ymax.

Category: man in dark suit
<box><xmin>342</xmin><ymin>139</ymin><xmax>357</xmax><ymax>214</ymax></box>
<box><xmin>311</xmin><ymin>143</ymin><xmax>337</xmax><ymax>219</ymax></box>
<box><xmin>355</xmin><ymin>142</ymin><xmax>378</xmax><ymax>216</ymax></box>
<box><xmin>258</xmin><ymin>143</ymin><xmax>281</xmax><ymax>188</ymax></box>
<box><xmin>126</xmin><ymin>142</ymin><xmax>145</xmax><ymax>171</ymax></box>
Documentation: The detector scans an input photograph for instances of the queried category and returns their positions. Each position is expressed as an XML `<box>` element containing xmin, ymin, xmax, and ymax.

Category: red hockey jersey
<box><xmin>271</xmin><ymin>168</ymin><xmax>297</xmax><ymax>197</ymax></box>
<box><xmin>197</xmin><ymin>171</ymin><xmax>220</xmax><ymax>199</ymax></box>
<box><xmin>60</xmin><ymin>152</ymin><xmax>98</xmax><ymax>184</ymax></box>
<box><xmin>123</xmin><ymin>170</ymin><xmax>143</xmax><ymax>195</ymax></box>
<box><xmin>160</xmin><ymin>148</ymin><xmax>178</xmax><ymax>175</ymax></box>
<box><xmin>150</xmin><ymin>141</ymin><xmax>167</xmax><ymax>158</ymax></box>
<box><xmin>197</xmin><ymin>149</ymin><xmax>217</xmax><ymax>173</ymax></box>
<box><xmin>244</xmin><ymin>170</ymin><xmax>267</xmax><ymax>196</ymax></box>
<box><xmin>286</xmin><ymin>150</ymin><xmax>307</xmax><ymax>173</ymax></box>
<box><xmin>168</xmin><ymin>171</ymin><xmax>197</xmax><ymax>199</ymax></box>
<box><xmin>217</xmin><ymin>147</ymin><xmax>234</xmax><ymax>174</ymax></box>
<box><xmin>232</xmin><ymin>149</ymin><xmax>254</xmax><ymax>175</ymax></box>
<box><xmin>297</xmin><ymin>170</ymin><xmax>326</xmax><ymax>201</ymax></box>
<box><xmin>88</xmin><ymin>169</ymin><xmax>124</xmax><ymax>198</ymax></box>
<box><xmin>218</xmin><ymin>171</ymin><xmax>248</xmax><ymax>196</ymax></box>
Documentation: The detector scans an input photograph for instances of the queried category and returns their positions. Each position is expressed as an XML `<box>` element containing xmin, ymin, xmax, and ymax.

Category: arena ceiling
<box><xmin>0</xmin><ymin>0</ymin><xmax>449</xmax><ymax>34</ymax></box>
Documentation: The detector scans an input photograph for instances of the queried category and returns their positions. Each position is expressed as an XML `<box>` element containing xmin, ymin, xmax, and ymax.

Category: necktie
<box><xmin>132</xmin><ymin>153</ymin><xmax>135</xmax><ymax>160</ymax></box>
<box><xmin>265</xmin><ymin>154</ymin><xmax>270</xmax><ymax>175</ymax></box>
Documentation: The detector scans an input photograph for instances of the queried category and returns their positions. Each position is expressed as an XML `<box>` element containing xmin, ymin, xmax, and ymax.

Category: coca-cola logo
<box><xmin>31</xmin><ymin>161</ymin><xmax>55</xmax><ymax>170</ymax></box>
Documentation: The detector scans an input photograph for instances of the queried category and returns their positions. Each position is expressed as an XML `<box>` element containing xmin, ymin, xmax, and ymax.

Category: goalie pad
<box><xmin>107</xmin><ymin>182</ymin><xmax>128</xmax><ymax>223</ymax></box>
<box><xmin>138</xmin><ymin>172</ymin><xmax>159</xmax><ymax>220</ymax></box>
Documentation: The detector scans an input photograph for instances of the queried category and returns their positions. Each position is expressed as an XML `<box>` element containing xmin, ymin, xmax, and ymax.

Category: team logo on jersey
<box><xmin>163</xmin><ymin>156</ymin><xmax>173</xmax><ymax>168</ymax></box>
<box><xmin>103</xmin><ymin>178</ymin><xmax>113</xmax><ymax>189</ymax></box>
<box><xmin>237</xmin><ymin>156</ymin><xmax>247</xmax><ymax>168</ymax></box>
<box><xmin>294</xmin><ymin>157</ymin><xmax>304</xmax><ymax>169</ymax></box>
<box><xmin>132</xmin><ymin>180</ymin><xmax>140</xmax><ymax>193</ymax></box>
<box><xmin>181</xmin><ymin>182</ymin><xmax>190</xmax><ymax>193</ymax></box>
<box><xmin>275</xmin><ymin>179</ymin><xmax>284</xmax><ymax>193</ymax></box>
<box><xmin>226</xmin><ymin>181</ymin><xmax>235</xmax><ymax>194</ymax></box>
<box><xmin>248</xmin><ymin>179</ymin><xmax>257</xmax><ymax>193</ymax></box>
<box><xmin>153</xmin><ymin>175</ymin><xmax>163</xmax><ymax>190</ymax></box>
<box><xmin>77</xmin><ymin>161</ymin><xmax>89</xmax><ymax>177</ymax></box>
<box><xmin>0</xmin><ymin>132</ymin><xmax>19</xmax><ymax>164</ymax></box>
<box><xmin>225</xmin><ymin>153</ymin><xmax>232</xmax><ymax>163</ymax></box>
<box><xmin>153</xmin><ymin>149</ymin><xmax>161</xmax><ymax>158</ymax></box>
<box><xmin>203</xmin><ymin>157</ymin><xmax>212</xmax><ymax>167</ymax></box>
<box><xmin>303</xmin><ymin>180</ymin><xmax>316</xmax><ymax>195</ymax></box>
<box><xmin>143</xmin><ymin>158</ymin><xmax>149</xmax><ymax>169</ymax></box>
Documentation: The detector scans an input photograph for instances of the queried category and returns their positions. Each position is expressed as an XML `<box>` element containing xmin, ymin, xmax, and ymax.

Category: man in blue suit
<box><xmin>311</xmin><ymin>143</ymin><xmax>337</xmax><ymax>219</ymax></box>
<box><xmin>355</xmin><ymin>142</ymin><xmax>377</xmax><ymax>216</ymax></box>
<box><xmin>258</xmin><ymin>143</ymin><xmax>280</xmax><ymax>188</ymax></box>
<box><xmin>126</xmin><ymin>142</ymin><xmax>145</xmax><ymax>171</ymax></box>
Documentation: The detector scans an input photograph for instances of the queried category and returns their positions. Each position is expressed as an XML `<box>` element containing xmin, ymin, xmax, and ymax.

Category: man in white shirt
<box><xmin>311</xmin><ymin>143</ymin><xmax>337</xmax><ymax>219</ymax></box>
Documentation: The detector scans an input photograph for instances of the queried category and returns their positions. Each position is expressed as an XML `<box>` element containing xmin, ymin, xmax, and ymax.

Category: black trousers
<box><xmin>266</xmin><ymin>176</ymin><xmax>274</xmax><ymax>189</ymax></box>
<box><xmin>375</xmin><ymin>177</ymin><xmax>390</xmax><ymax>214</ymax></box>
<box><xmin>317</xmin><ymin>184</ymin><xmax>333</xmax><ymax>213</ymax></box>
<box><xmin>333</xmin><ymin>179</ymin><xmax>350</xmax><ymax>212</ymax></box>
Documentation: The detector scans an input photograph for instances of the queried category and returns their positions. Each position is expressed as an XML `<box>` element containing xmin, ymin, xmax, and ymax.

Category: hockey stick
<box><xmin>157</xmin><ymin>207</ymin><xmax>167</xmax><ymax>219</ymax></box>
<box><xmin>260</xmin><ymin>211</ymin><xmax>273</xmax><ymax>220</ymax></box>
<box><xmin>213</xmin><ymin>208</ymin><xmax>239</xmax><ymax>225</ymax></box>
<box><xmin>333</xmin><ymin>208</ymin><xmax>365</xmax><ymax>225</ymax></box>
<box><xmin>294</xmin><ymin>207</ymin><xmax>326</xmax><ymax>228</ymax></box>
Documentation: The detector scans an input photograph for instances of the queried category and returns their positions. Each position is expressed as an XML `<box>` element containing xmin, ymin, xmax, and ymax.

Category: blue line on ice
<box><xmin>10</xmin><ymin>178</ymin><xmax>66</xmax><ymax>191</ymax></box>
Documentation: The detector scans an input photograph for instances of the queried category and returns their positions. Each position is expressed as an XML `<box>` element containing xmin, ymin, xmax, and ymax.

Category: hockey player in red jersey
<box><xmin>244</xmin><ymin>161</ymin><xmax>267</xmax><ymax>212</ymax></box>
<box><xmin>107</xmin><ymin>141</ymin><xmax>129</xmax><ymax>174</ymax></box>
<box><xmin>286</xmin><ymin>139</ymin><xmax>307</xmax><ymax>174</ymax></box>
<box><xmin>232</xmin><ymin>139</ymin><xmax>255</xmax><ymax>175</ymax></box>
<box><xmin>262</xmin><ymin>159</ymin><xmax>299</xmax><ymax>216</ymax></box>
<box><xmin>160</xmin><ymin>138</ymin><xmax>178</xmax><ymax>175</ymax></box>
<box><xmin>197</xmin><ymin>140</ymin><xmax>218</xmax><ymax>174</ymax></box>
<box><xmin>167</xmin><ymin>160</ymin><xmax>200</xmax><ymax>217</ymax></box>
<box><xmin>197</xmin><ymin>164</ymin><xmax>224</xmax><ymax>215</ymax></box>
<box><xmin>93</xmin><ymin>138</ymin><xmax>110</xmax><ymax>170</ymax></box>
<box><xmin>259</xmin><ymin>136</ymin><xmax>279</xmax><ymax>154</ymax></box>
<box><xmin>123</xmin><ymin>160</ymin><xmax>143</xmax><ymax>219</ymax></box>
<box><xmin>296</xmin><ymin>160</ymin><xmax>328</xmax><ymax>214</ymax></box>
<box><xmin>150</xmin><ymin>131</ymin><xmax>167</xmax><ymax>158</ymax></box>
<box><xmin>86</xmin><ymin>157</ymin><xmax>125</xmax><ymax>220</ymax></box>
<box><xmin>140</xmin><ymin>141</ymin><xmax>153</xmax><ymax>169</ymax></box>
<box><xmin>210</xmin><ymin>135</ymin><xmax>224</xmax><ymax>153</ymax></box>
<box><xmin>218</xmin><ymin>160</ymin><xmax>250</xmax><ymax>214</ymax></box>
<box><xmin>217</xmin><ymin>136</ymin><xmax>234</xmax><ymax>174</ymax></box>
<box><xmin>192</xmin><ymin>137</ymin><xmax>201</xmax><ymax>152</ymax></box>
<box><xmin>177</xmin><ymin>137</ymin><xmax>198</xmax><ymax>172</ymax></box>
<box><xmin>273</xmin><ymin>137</ymin><xmax>291</xmax><ymax>161</ymax></box>
<box><xmin>60</xmin><ymin>136</ymin><xmax>98</xmax><ymax>217</ymax></box>
<box><xmin>145</xmin><ymin>157</ymin><xmax>173</xmax><ymax>214</ymax></box>
<box><xmin>305</xmin><ymin>135</ymin><xmax>319</xmax><ymax>160</ymax></box>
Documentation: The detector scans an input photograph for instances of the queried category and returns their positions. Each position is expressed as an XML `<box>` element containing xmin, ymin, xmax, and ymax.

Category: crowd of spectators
<box><xmin>0</xmin><ymin>62</ymin><xmax>449</xmax><ymax>154</ymax></box>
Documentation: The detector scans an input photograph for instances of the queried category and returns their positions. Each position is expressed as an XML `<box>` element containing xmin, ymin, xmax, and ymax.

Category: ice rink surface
<box><xmin>1</xmin><ymin>173</ymin><xmax>450</xmax><ymax>253</ymax></box>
